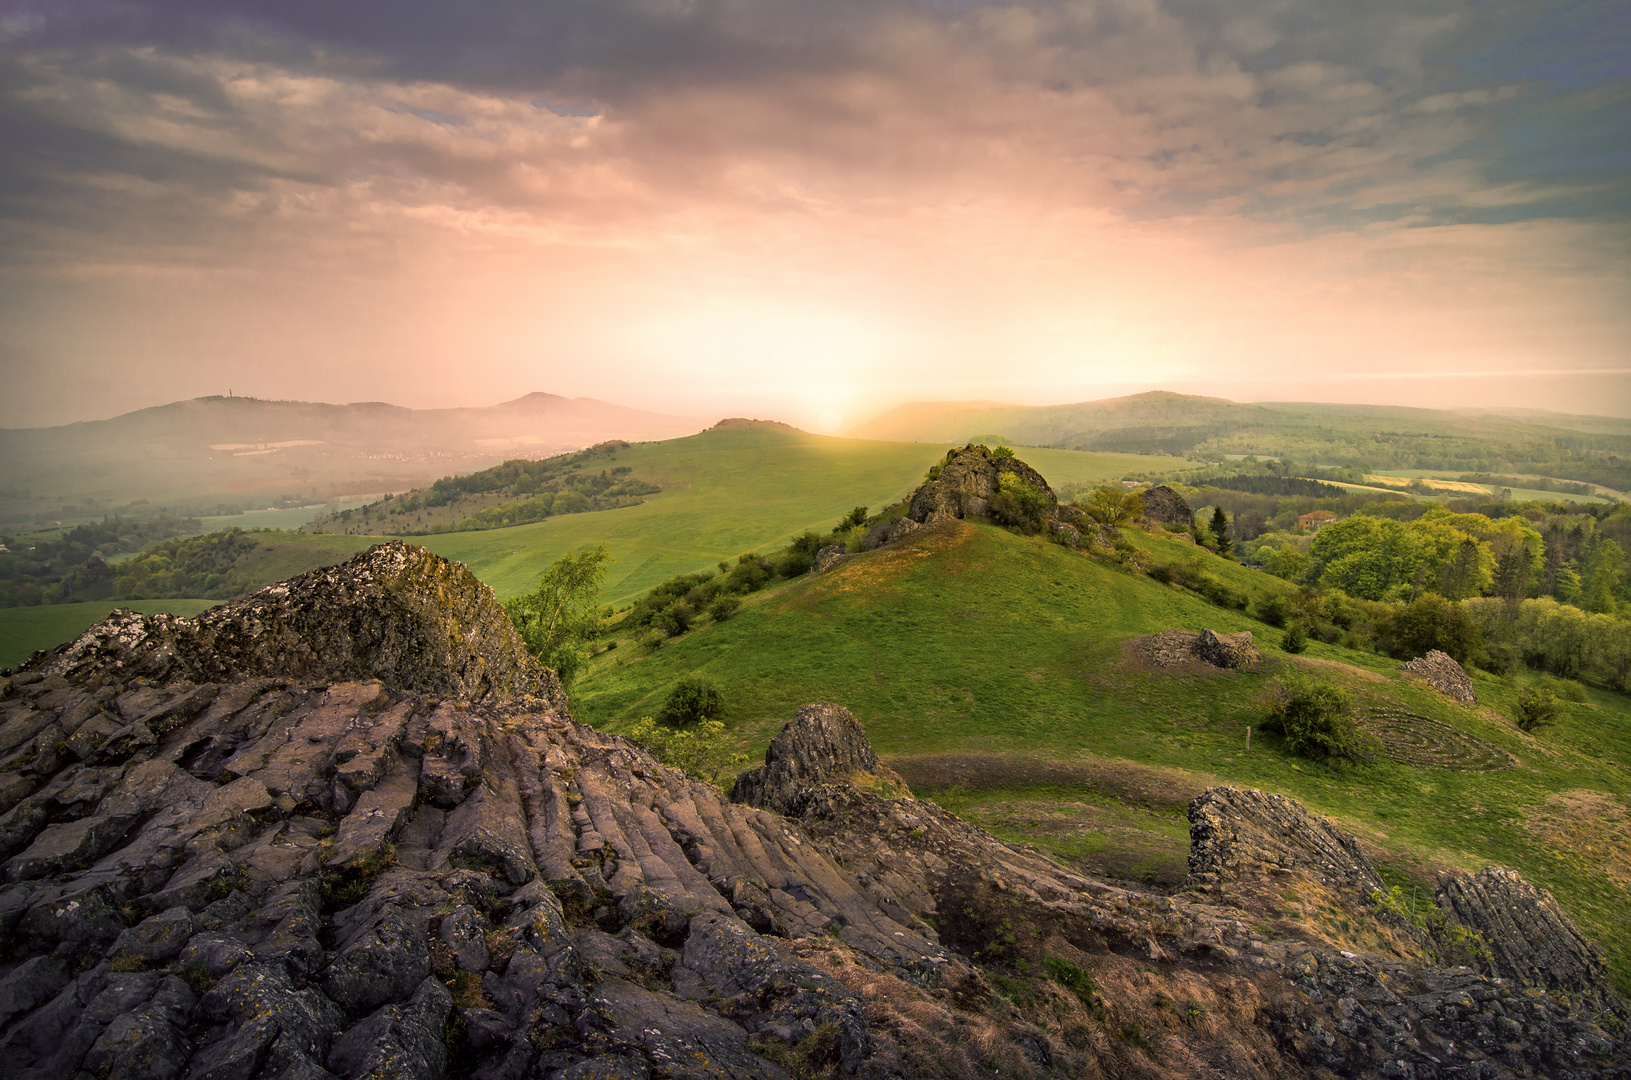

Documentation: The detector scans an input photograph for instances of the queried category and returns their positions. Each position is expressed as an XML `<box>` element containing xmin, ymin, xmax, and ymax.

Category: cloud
<box><xmin>0</xmin><ymin>0</ymin><xmax>1626</xmax><ymax>426</ymax></box>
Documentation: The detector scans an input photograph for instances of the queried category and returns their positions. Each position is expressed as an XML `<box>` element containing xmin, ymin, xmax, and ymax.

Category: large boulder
<box><xmin>1436</xmin><ymin>867</ymin><xmax>1611</xmax><ymax>996</ymax></box>
<box><xmin>1139</xmin><ymin>484</ymin><xmax>1194</xmax><ymax>531</ymax></box>
<box><xmin>906</xmin><ymin>444</ymin><xmax>1057</xmax><ymax>526</ymax></box>
<box><xmin>732</xmin><ymin>703</ymin><xmax>909</xmax><ymax>817</ymax></box>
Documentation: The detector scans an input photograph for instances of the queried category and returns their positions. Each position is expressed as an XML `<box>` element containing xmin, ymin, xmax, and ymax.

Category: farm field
<box><xmin>572</xmin><ymin>519</ymin><xmax>1631</xmax><ymax>993</ymax></box>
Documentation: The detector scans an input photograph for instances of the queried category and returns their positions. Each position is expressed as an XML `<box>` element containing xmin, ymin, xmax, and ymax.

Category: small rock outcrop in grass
<box><xmin>1129</xmin><ymin>628</ymin><xmax>1263</xmax><ymax>669</ymax></box>
<box><xmin>1397</xmin><ymin>649</ymin><xmax>1478</xmax><ymax>705</ymax></box>
<box><xmin>1139</xmin><ymin>484</ymin><xmax>1195</xmax><ymax>531</ymax></box>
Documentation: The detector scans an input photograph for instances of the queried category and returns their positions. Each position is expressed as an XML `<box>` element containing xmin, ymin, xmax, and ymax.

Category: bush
<box><xmin>991</xmin><ymin>445</ymin><xmax>1016</xmax><ymax>459</ymax></box>
<box><xmin>837</xmin><ymin>506</ymin><xmax>869</xmax><ymax>530</ymax></box>
<box><xmin>658</xmin><ymin>676</ymin><xmax>724</xmax><ymax>726</ymax></box>
<box><xmin>1281</xmin><ymin>622</ymin><xmax>1308</xmax><ymax>654</ymax></box>
<box><xmin>1376</xmin><ymin>594</ymin><xmax>1483</xmax><ymax>665</ymax></box>
<box><xmin>707</xmin><ymin>595</ymin><xmax>741</xmax><ymax>621</ymax></box>
<box><xmin>627</xmin><ymin>717</ymin><xmax>748</xmax><ymax>786</ymax></box>
<box><xmin>1515</xmin><ymin>687</ymin><xmax>1561</xmax><ymax>732</ymax></box>
<box><xmin>1260</xmin><ymin>671</ymin><xmax>1377</xmax><ymax>761</ymax></box>
<box><xmin>988</xmin><ymin>473</ymin><xmax>1052</xmax><ymax>534</ymax></box>
<box><xmin>778</xmin><ymin>532</ymin><xmax>824</xmax><ymax>577</ymax></box>
<box><xmin>1256</xmin><ymin>593</ymin><xmax>1291</xmax><ymax>627</ymax></box>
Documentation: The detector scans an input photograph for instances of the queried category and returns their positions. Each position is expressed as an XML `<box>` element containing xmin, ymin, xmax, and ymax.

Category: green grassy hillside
<box><xmin>573</xmin><ymin>519</ymin><xmax>1631</xmax><ymax>991</ymax></box>
<box><xmin>414</xmin><ymin>423</ymin><xmax>1190</xmax><ymax>605</ymax></box>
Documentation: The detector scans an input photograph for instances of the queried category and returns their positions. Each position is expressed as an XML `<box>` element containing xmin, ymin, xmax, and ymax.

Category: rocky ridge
<box><xmin>0</xmin><ymin>545</ymin><xmax>1623</xmax><ymax>1080</ymax></box>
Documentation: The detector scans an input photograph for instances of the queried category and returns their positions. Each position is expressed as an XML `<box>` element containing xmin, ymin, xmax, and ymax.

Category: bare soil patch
<box><xmin>1526</xmin><ymin>789</ymin><xmax>1631</xmax><ymax>888</ymax></box>
<box><xmin>889</xmin><ymin>751</ymin><xmax>1209</xmax><ymax>812</ymax></box>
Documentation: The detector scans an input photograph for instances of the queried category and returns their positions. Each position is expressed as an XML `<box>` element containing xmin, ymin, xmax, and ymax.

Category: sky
<box><xmin>1</xmin><ymin>0</ymin><xmax>1628</xmax><ymax>431</ymax></box>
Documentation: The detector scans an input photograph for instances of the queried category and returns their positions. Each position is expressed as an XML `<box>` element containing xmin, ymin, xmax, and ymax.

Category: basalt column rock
<box><xmin>1187</xmin><ymin>786</ymin><xmax>1386</xmax><ymax>899</ymax></box>
<box><xmin>1436</xmin><ymin>866</ymin><xmax>1611</xmax><ymax>996</ymax></box>
<box><xmin>732</xmin><ymin>702</ymin><xmax>909</xmax><ymax>816</ymax></box>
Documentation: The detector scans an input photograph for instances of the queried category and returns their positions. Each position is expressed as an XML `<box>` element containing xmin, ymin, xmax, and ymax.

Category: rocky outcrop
<box><xmin>1140</xmin><ymin>484</ymin><xmax>1194</xmax><ymax>531</ymax></box>
<box><xmin>907</xmin><ymin>444</ymin><xmax>1057</xmax><ymax>526</ymax></box>
<box><xmin>0</xmin><ymin>547</ymin><xmax>1623</xmax><ymax>1080</ymax></box>
<box><xmin>1130</xmin><ymin>628</ymin><xmax>1263</xmax><ymax>669</ymax></box>
<box><xmin>1436</xmin><ymin>867</ymin><xmax>1611</xmax><ymax>997</ymax></box>
<box><xmin>732</xmin><ymin>703</ymin><xmax>909</xmax><ymax>817</ymax></box>
<box><xmin>1398</xmin><ymin>650</ymin><xmax>1478</xmax><ymax>705</ymax></box>
<box><xmin>810</xmin><ymin>544</ymin><xmax>852</xmax><ymax>574</ymax></box>
<box><xmin>860</xmin><ymin>517</ymin><xmax>920</xmax><ymax>552</ymax></box>
<box><xmin>17</xmin><ymin>542</ymin><xmax>564</xmax><ymax>707</ymax></box>
<box><xmin>1187</xmin><ymin>787</ymin><xmax>1387</xmax><ymax>899</ymax></box>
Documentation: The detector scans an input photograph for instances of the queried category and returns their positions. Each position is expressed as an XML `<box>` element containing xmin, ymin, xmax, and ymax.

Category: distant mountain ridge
<box><xmin>0</xmin><ymin>393</ymin><xmax>703</xmax><ymax>522</ymax></box>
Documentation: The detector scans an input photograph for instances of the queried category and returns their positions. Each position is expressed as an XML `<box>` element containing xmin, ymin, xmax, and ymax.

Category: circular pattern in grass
<box><xmin>1359</xmin><ymin>708</ymin><xmax>1516</xmax><ymax>772</ymax></box>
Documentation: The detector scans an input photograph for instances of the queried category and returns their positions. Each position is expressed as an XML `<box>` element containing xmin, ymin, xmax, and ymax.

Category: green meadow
<box><xmin>0</xmin><ymin>424</ymin><xmax>1187</xmax><ymax>660</ymax></box>
<box><xmin>573</xmin><ymin>520</ymin><xmax>1631</xmax><ymax>991</ymax></box>
<box><xmin>414</xmin><ymin>425</ymin><xmax>1190</xmax><ymax>605</ymax></box>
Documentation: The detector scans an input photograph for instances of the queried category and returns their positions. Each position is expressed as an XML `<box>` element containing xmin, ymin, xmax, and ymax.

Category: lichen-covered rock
<box><xmin>24</xmin><ymin>541</ymin><xmax>564</xmax><ymax>707</ymax></box>
<box><xmin>1436</xmin><ymin>866</ymin><xmax>1610</xmax><ymax>996</ymax></box>
<box><xmin>1139</xmin><ymin>484</ymin><xmax>1195</xmax><ymax>530</ymax></box>
<box><xmin>907</xmin><ymin>444</ymin><xmax>1057</xmax><ymax>526</ymax></box>
<box><xmin>1398</xmin><ymin>649</ymin><xmax>1478</xmax><ymax>705</ymax></box>
<box><xmin>732</xmin><ymin>703</ymin><xmax>909</xmax><ymax>817</ymax></box>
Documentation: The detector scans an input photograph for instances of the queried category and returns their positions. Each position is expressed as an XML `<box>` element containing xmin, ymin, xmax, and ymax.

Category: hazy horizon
<box><xmin>2</xmin><ymin>1</ymin><xmax>1628</xmax><ymax>429</ymax></box>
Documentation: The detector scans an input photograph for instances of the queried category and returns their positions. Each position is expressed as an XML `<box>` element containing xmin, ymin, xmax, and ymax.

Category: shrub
<box><xmin>778</xmin><ymin>532</ymin><xmax>824</xmax><ymax>577</ymax></box>
<box><xmin>991</xmin><ymin>445</ymin><xmax>1016</xmax><ymax>459</ymax></box>
<box><xmin>658</xmin><ymin>676</ymin><xmax>724</xmax><ymax>726</ymax></box>
<box><xmin>1256</xmin><ymin>593</ymin><xmax>1291</xmax><ymax>627</ymax></box>
<box><xmin>988</xmin><ymin>473</ymin><xmax>1052</xmax><ymax>534</ymax></box>
<box><xmin>1515</xmin><ymin>687</ymin><xmax>1561</xmax><ymax>732</ymax></box>
<box><xmin>707</xmin><ymin>595</ymin><xmax>741</xmax><ymax>621</ymax></box>
<box><xmin>1376</xmin><ymin>594</ymin><xmax>1483</xmax><ymax>665</ymax></box>
<box><xmin>1148</xmin><ymin>564</ymin><xmax>1174</xmax><ymax>585</ymax></box>
<box><xmin>1082</xmin><ymin>486</ymin><xmax>1144</xmax><ymax>527</ymax></box>
<box><xmin>505</xmin><ymin>545</ymin><xmax>613</xmax><ymax>686</ymax></box>
<box><xmin>627</xmin><ymin>717</ymin><xmax>748</xmax><ymax>785</ymax></box>
<box><xmin>1260</xmin><ymin>671</ymin><xmax>1377</xmax><ymax>761</ymax></box>
<box><xmin>837</xmin><ymin>506</ymin><xmax>868</xmax><ymax>530</ymax></box>
<box><xmin>1281</xmin><ymin>622</ymin><xmax>1308</xmax><ymax>654</ymax></box>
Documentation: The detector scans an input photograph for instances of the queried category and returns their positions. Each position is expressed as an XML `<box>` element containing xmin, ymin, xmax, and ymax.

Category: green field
<box><xmin>0</xmin><ymin>599</ymin><xmax>220</xmax><ymax>668</ymax></box>
<box><xmin>0</xmin><ymin>426</ymin><xmax>1186</xmax><ymax>661</ymax></box>
<box><xmin>572</xmin><ymin>520</ymin><xmax>1631</xmax><ymax>991</ymax></box>
<box><xmin>413</xmin><ymin>425</ymin><xmax>1190</xmax><ymax>606</ymax></box>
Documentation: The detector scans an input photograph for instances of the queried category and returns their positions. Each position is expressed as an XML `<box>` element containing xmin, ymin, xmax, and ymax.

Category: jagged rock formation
<box><xmin>1139</xmin><ymin>485</ymin><xmax>1194</xmax><ymax>531</ymax></box>
<box><xmin>1436</xmin><ymin>867</ymin><xmax>1611</xmax><ymax>995</ymax></box>
<box><xmin>0</xmin><ymin>547</ymin><xmax>1624</xmax><ymax>1080</ymax></box>
<box><xmin>732</xmin><ymin>703</ymin><xmax>909</xmax><ymax>816</ymax></box>
<box><xmin>1398</xmin><ymin>650</ymin><xmax>1479</xmax><ymax>705</ymax></box>
<box><xmin>1187</xmin><ymin>787</ymin><xmax>1387</xmax><ymax>899</ymax></box>
<box><xmin>1129</xmin><ymin>629</ymin><xmax>1263</xmax><ymax>669</ymax></box>
<box><xmin>14</xmin><ymin>542</ymin><xmax>564</xmax><ymax>708</ymax></box>
<box><xmin>907</xmin><ymin>445</ymin><xmax>1057</xmax><ymax>526</ymax></box>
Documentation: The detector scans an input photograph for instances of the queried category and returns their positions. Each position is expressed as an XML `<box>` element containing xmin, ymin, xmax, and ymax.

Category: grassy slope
<box><xmin>414</xmin><ymin>425</ymin><xmax>1190</xmax><ymax>605</ymax></box>
<box><xmin>0</xmin><ymin>599</ymin><xmax>219</xmax><ymax>668</ymax></box>
<box><xmin>573</xmin><ymin>521</ymin><xmax>1631</xmax><ymax>991</ymax></box>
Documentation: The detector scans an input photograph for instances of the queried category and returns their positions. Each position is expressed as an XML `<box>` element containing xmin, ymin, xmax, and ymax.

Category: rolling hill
<box><xmin>572</xmin><ymin>516</ymin><xmax>1631</xmax><ymax>993</ymax></box>
<box><xmin>0</xmin><ymin>392</ymin><xmax>702</xmax><ymax>524</ymax></box>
